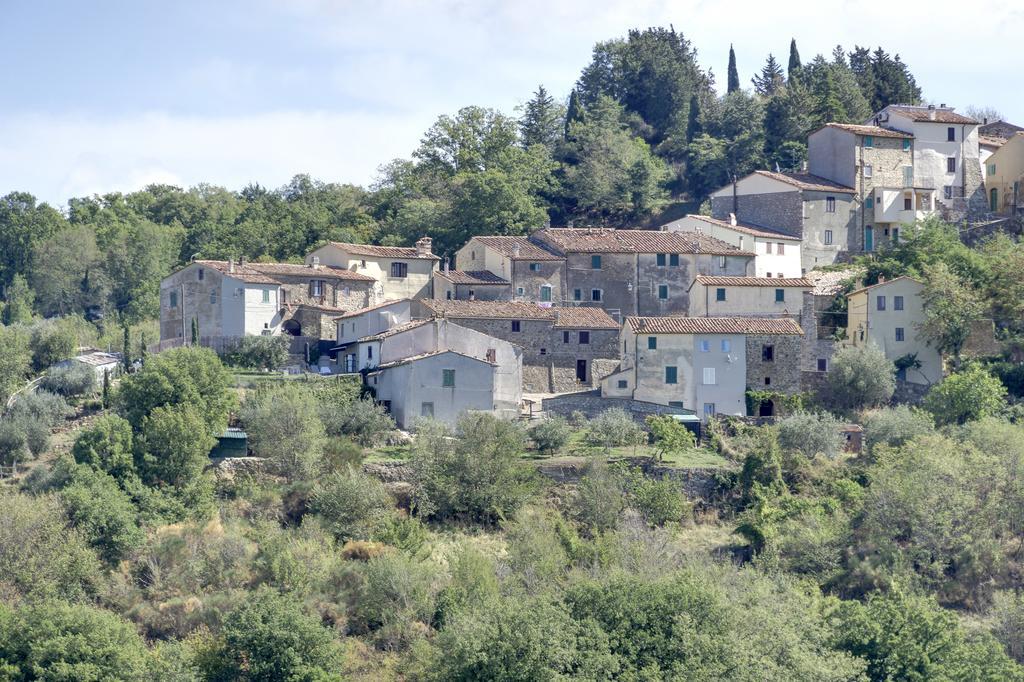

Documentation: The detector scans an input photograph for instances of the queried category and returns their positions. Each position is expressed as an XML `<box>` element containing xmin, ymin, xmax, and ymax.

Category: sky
<box><xmin>1</xmin><ymin>0</ymin><xmax>1021</xmax><ymax>207</ymax></box>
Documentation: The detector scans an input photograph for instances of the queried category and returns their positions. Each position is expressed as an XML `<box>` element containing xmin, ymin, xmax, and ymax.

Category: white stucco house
<box><xmin>687</xmin><ymin>276</ymin><xmax>812</xmax><ymax>317</ymax></box>
<box><xmin>306</xmin><ymin>238</ymin><xmax>440</xmax><ymax>301</ymax></box>
<box><xmin>662</xmin><ymin>214</ymin><xmax>802</xmax><ymax>278</ymax></box>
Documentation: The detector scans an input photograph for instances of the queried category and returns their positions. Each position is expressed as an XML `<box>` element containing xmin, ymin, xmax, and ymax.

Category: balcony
<box><xmin>873</xmin><ymin>187</ymin><xmax>937</xmax><ymax>224</ymax></box>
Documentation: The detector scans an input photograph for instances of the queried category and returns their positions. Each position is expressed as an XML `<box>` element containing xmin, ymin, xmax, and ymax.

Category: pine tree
<box><xmin>752</xmin><ymin>55</ymin><xmax>785</xmax><ymax>96</ymax></box>
<box><xmin>686</xmin><ymin>93</ymin><xmax>702</xmax><ymax>142</ymax></box>
<box><xmin>814</xmin><ymin>70</ymin><xmax>845</xmax><ymax>124</ymax></box>
<box><xmin>122</xmin><ymin>326</ymin><xmax>131</xmax><ymax>371</ymax></box>
<box><xmin>564</xmin><ymin>89</ymin><xmax>585</xmax><ymax>140</ymax></box>
<box><xmin>727</xmin><ymin>45</ymin><xmax>740</xmax><ymax>94</ymax></box>
<box><xmin>191</xmin><ymin>317</ymin><xmax>199</xmax><ymax>346</ymax></box>
<box><xmin>831</xmin><ymin>45</ymin><xmax>848</xmax><ymax>67</ymax></box>
<box><xmin>520</xmin><ymin>85</ymin><xmax>564</xmax><ymax>149</ymax></box>
<box><xmin>787</xmin><ymin>39</ymin><xmax>802</xmax><ymax>81</ymax></box>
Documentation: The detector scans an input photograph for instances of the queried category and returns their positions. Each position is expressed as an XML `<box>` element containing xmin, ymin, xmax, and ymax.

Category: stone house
<box><xmin>709</xmin><ymin>170</ymin><xmax>857</xmax><ymax>271</ymax></box>
<box><xmin>455</xmin><ymin>235</ymin><xmax>565</xmax><ymax>303</ymax></box>
<box><xmin>431</xmin><ymin>268</ymin><xmax>511</xmax><ymax>301</ymax></box>
<box><xmin>601</xmin><ymin>316</ymin><xmax>804</xmax><ymax>419</ymax></box>
<box><xmin>419</xmin><ymin>299</ymin><xmax>620</xmax><ymax>392</ymax></box>
<box><xmin>662</xmin><ymin>214</ymin><xmax>802</xmax><ymax>278</ymax></box>
<box><xmin>527</xmin><ymin>228</ymin><xmax>754</xmax><ymax>317</ymax></box>
<box><xmin>845</xmin><ymin>276</ymin><xmax>942</xmax><ymax>386</ymax></box>
<box><xmin>305</xmin><ymin>237</ymin><xmax>440</xmax><ymax>300</ymax></box>
<box><xmin>809</xmin><ymin>122</ymin><xmax>935</xmax><ymax>253</ymax></box>
<box><xmin>980</xmin><ymin>120</ymin><xmax>1023</xmax><ymax>178</ymax></box>
<box><xmin>868</xmin><ymin>104</ymin><xmax>984</xmax><ymax>220</ymax></box>
<box><xmin>332</xmin><ymin>299</ymin><xmax>413</xmax><ymax>372</ymax></box>
<box><xmin>687</xmin><ymin>276</ymin><xmax>812</xmax><ymax>317</ymax></box>
<box><xmin>982</xmin><ymin>132</ymin><xmax>1024</xmax><ymax>214</ymax></box>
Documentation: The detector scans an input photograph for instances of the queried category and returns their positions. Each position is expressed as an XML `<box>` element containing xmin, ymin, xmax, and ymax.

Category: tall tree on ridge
<box><xmin>686</xmin><ymin>93</ymin><xmax>702</xmax><ymax>143</ymax></box>
<box><xmin>520</xmin><ymin>85</ymin><xmax>565</xmax><ymax>150</ymax></box>
<box><xmin>565</xmin><ymin>89</ymin><xmax>584</xmax><ymax>140</ymax></box>
<box><xmin>787</xmin><ymin>38</ymin><xmax>802</xmax><ymax>81</ymax></box>
<box><xmin>727</xmin><ymin>45</ymin><xmax>740</xmax><ymax>94</ymax></box>
<box><xmin>752</xmin><ymin>54</ymin><xmax>785</xmax><ymax>96</ymax></box>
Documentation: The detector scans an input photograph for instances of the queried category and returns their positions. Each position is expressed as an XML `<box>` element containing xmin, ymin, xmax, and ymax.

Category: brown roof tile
<box><xmin>193</xmin><ymin>260</ymin><xmax>280</xmax><ymax>285</ymax></box>
<box><xmin>532</xmin><ymin>228</ymin><xmax>752</xmax><ymax>255</ymax></box>
<box><xmin>677</xmin><ymin>215</ymin><xmax>799</xmax><ymax>240</ymax></box>
<box><xmin>882</xmin><ymin>105</ymin><xmax>978</xmax><ymax>125</ymax></box>
<box><xmin>467</xmin><ymin>236</ymin><xmax>564</xmax><ymax>261</ymax></box>
<box><xmin>806</xmin><ymin>268</ymin><xmax>865</xmax><ymax>296</ymax></box>
<box><xmin>979</xmin><ymin>135</ymin><xmax>1007</xmax><ymax>148</ymax></box>
<box><xmin>821</xmin><ymin>123</ymin><xmax>913</xmax><ymax>139</ymax></box>
<box><xmin>332</xmin><ymin>299</ymin><xmax>411</xmax><ymax>320</ymax></box>
<box><xmin>420</xmin><ymin>299</ymin><xmax>554</xmax><ymax>320</ymax></box>
<box><xmin>694</xmin><ymin>276</ymin><xmax>813</xmax><ymax>287</ymax></box>
<box><xmin>434</xmin><ymin>269</ymin><xmax>510</xmax><ymax>285</ymax></box>
<box><xmin>553</xmin><ymin>308</ymin><xmax>620</xmax><ymax>329</ymax></box>
<box><xmin>751</xmin><ymin>171</ymin><xmax>856</xmax><ymax>194</ymax></box>
<box><xmin>626</xmin><ymin>316</ymin><xmax>803</xmax><ymax>335</ymax></box>
<box><xmin>373</xmin><ymin>349</ymin><xmax>495</xmax><ymax>371</ymax></box>
<box><xmin>359</xmin><ymin>318</ymin><xmax>433</xmax><ymax>342</ymax></box>
<box><xmin>328</xmin><ymin>241</ymin><xmax>440</xmax><ymax>260</ymax></box>
<box><xmin>248</xmin><ymin>262</ymin><xmax>376</xmax><ymax>281</ymax></box>
<box><xmin>847</xmin><ymin>275</ymin><xmax>921</xmax><ymax>297</ymax></box>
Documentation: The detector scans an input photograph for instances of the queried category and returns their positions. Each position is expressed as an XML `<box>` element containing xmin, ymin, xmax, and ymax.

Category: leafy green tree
<box><xmin>564</xmin><ymin>88</ymin><xmax>584</xmax><ymax>139</ymax></box>
<box><xmin>40</xmin><ymin>361</ymin><xmax>97</xmax><ymax>397</ymax></box>
<box><xmin>137</xmin><ymin>404</ymin><xmax>217</xmax><ymax>488</ymax></box>
<box><xmin>685</xmin><ymin>133</ymin><xmax>730</xmax><ymax>200</ymax></box>
<box><xmin>414</xmin><ymin>105</ymin><xmax>520</xmax><ymax>178</ymax></box>
<box><xmin>29</xmin><ymin>225</ymin><xmax>107</xmax><ymax>317</ymax></box>
<box><xmin>584</xmin><ymin>407</ymin><xmax>646</xmax><ymax>450</ymax></box>
<box><xmin>646</xmin><ymin>414</ymin><xmax>695</xmax><ymax>462</ymax></box>
<box><xmin>199</xmin><ymin>589</ymin><xmax>344</xmax><ymax>681</ymax></box>
<box><xmin>122</xmin><ymin>325</ymin><xmax>132</xmax><ymax>370</ymax></box>
<box><xmin>861</xmin><ymin>405</ymin><xmax>934</xmax><ymax>456</ymax></box>
<box><xmin>0</xmin><ymin>324</ymin><xmax>32</xmax><ymax>403</ymax></box>
<box><xmin>310</xmin><ymin>467</ymin><xmax>393</xmax><ymax>542</ymax></box>
<box><xmin>685</xmin><ymin>92</ymin><xmax>703</xmax><ymax>142</ymax></box>
<box><xmin>575</xmin><ymin>460</ymin><xmax>626</xmax><ymax>533</ymax></box>
<box><xmin>59</xmin><ymin>464</ymin><xmax>144</xmax><ymax>564</ymax></box>
<box><xmin>528</xmin><ymin>416</ymin><xmax>571</xmax><ymax>455</ymax></box>
<box><xmin>777</xmin><ymin>411</ymin><xmax>845</xmax><ymax>459</ymax></box>
<box><xmin>29</xmin><ymin>318</ymin><xmax>79</xmax><ymax>371</ymax></box>
<box><xmin>727</xmin><ymin>44</ymin><xmax>740</xmax><ymax>93</ymax></box>
<box><xmin>411</xmin><ymin>413</ymin><xmax>534</xmax><ymax>524</ymax></box>
<box><xmin>2</xmin><ymin>274</ymin><xmax>35</xmax><ymax>324</ymax></box>
<box><xmin>990</xmin><ymin>590</ymin><xmax>1024</xmax><ymax>664</ymax></box>
<box><xmin>0</xmin><ymin>601</ymin><xmax>149</xmax><ymax>680</ymax></box>
<box><xmin>826</xmin><ymin>343</ymin><xmax>896</xmax><ymax>411</ymax></box>
<box><xmin>319</xmin><ymin>396</ymin><xmax>395</xmax><ymax>447</ymax></box>
<box><xmin>519</xmin><ymin>85</ymin><xmax>565</xmax><ymax>150</ymax></box>
<box><xmin>242</xmin><ymin>383</ymin><xmax>326</xmax><ymax>480</ymax></box>
<box><xmin>923</xmin><ymin>365</ymin><xmax>1007</xmax><ymax>425</ymax></box>
<box><xmin>221</xmin><ymin>335</ymin><xmax>288</xmax><ymax>370</ymax></box>
<box><xmin>432</xmin><ymin>545</ymin><xmax>500</xmax><ymax>627</ymax></box>
<box><xmin>0</xmin><ymin>191</ymin><xmax>66</xmax><ymax>291</ymax></box>
<box><xmin>763</xmin><ymin>83</ymin><xmax>812</xmax><ymax>168</ymax></box>
<box><xmin>918</xmin><ymin>262</ymin><xmax>985</xmax><ymax>368</ymax></box>
<box><xmin>72</xmin><ymin>414</ymin><xmax>136</xmax><ymax>482</ymax></box>
<box><xmin>346</xmin><ymin>552</ymin><xmax>439</xmax><ymax>650</ymax></box>
<box><xmin>628</xmin><ymin>474</ymin><xmax>690</xmax><ymax>526</ymax></box>
<box><xmin>752</xmin><ymin>54</ymin><xmax>785</xmax><ymax>96</ymax></box>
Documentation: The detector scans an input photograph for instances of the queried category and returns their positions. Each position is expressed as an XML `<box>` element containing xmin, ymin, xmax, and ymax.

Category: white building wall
<box><xmin>242</xmin><ymin>285</ymin><xmax>282</xmax><ymax>336</ymax></box>
<box><xmin>689</xmin><ymin>285</ymin><xmax>809</xmax><ymax>317</ymax></box>
<box><xmin>692</xmin><ymin>334</ymin><xmax>747</xmax><ymax>417</ymax></box>
<box><xmin>885</xmin><ymin>112</ymin><xmax>981</xmax><ymax>209</ymax></box>
<box><xmin>663</xmin><ymin>217</ymin><xmax>801</xmax><ymax>278</ymax></box>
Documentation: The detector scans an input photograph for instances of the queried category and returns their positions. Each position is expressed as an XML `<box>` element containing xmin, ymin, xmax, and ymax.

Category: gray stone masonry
<box><xmin>745</xmin><ymin>333</ymin><xmax>802</xmax><ymax>397</ymax></box>
<box><xmin>512</xmin><ymin>260</ymin><xmax>564</xmax><ymax>303</ymax></box>
<box><xmin>161</xmin><ymin>266</ymin><xmax>224</xmax><ymax>341</ymax></box>
<box><xmin>712</xmin><ymin>192</ymin><xmax>803</xmax><ymax>238</ymax></box>
<box><xmin>564</xmin><ymin>252</ymin><xmax>636</xmax><ymax>316</ymax></box>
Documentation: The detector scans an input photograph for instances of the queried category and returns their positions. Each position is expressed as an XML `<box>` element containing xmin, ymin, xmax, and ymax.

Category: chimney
<box><xmin>512</xmin><ymin>242</ymin><xmax>521</xmax><ymax>258</ymax></box>
<box><xmin>228</xmin><ymin>257</ymin><xmax>235</xmax><ymax>273</ymax></box>
<box><xmin>239</xmin><ymin>256</ymin><xmax>246</xmax><ymax>267</ymax></box>
<box><xmin>984</xmin><ymin>117</ymin><xmax>989</xmax><ymax>125</ymax></box>
<box><xmin>415</xmin><ymin>236</ymin><xmax>433</xmax><ymax>257</ymax></box>
<box><xmin>732</xmin><ymin>174</ymin><xmax>738</xmax><ymax>214</ymax></box>
<box><xmin>878</xmin><ymin>275</ymin><xmax>886</xmax><ymax>284</ymax></box>
<box><xmin>940</xmin><ymin>103</ymin><xmax>946</xmax><ymax>108</ymax></box>
<box><xmin>927</xmin><ymin>104</ymin><xmax>937</xmax><ymax>121</ymax></box>
<box><xmin>443</xmin><ymin>257</ymin><xmax>450</xmax><ymax>273</ymax></box>
<box><xmin>311</xmin><ymin>255</ymin><xmax>321</xmax><ymax>269</ymax></box>
<box><xmin>728</xmin><ymin>212</ymin><xmax>737</xmax><ymax>226</ymax></box>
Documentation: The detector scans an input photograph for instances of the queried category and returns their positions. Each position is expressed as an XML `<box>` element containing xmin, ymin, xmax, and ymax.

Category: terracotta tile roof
<box><xmin>434</xmin><ymin>269</ymin><xmax>510</xmax><ymax>285</ymax></box>
<box><xmin>979</xmin><ymin>135</ymin><xmax>1007</xmax><ymax>148</ymax></box>
<box><xmin>332</xmin><ymin>299</ymin><xmax>411</xmax><ymax>320</ymax></box>
<box><xmin>806</xmin><ymin>268</ymin><xmax>864</xmax><ymax>296</ymax></box>
<box><xmin>553</xmin><ymin>308</ymin><xmax>620</xmax><ymax>329</ymax></box>
<box><xmin>847</xmin><ymin>275</ymin><xmax>921</xmax><ymax>297</ymax></box>
<box><xmin>420</xmin><ymin>299</ymin><xmax>554</xmax><ymax>320</ymax></box>
<box><xmin>821</xmin><ymin>123</ymin><xmax>912</xmax><ymax>139</ymax></box>
<box><xmin>694</xmin><ymin>276</ymin><xmax>813</xmax><ymax>287</ymax></box>
<box><xmin>359</xmin><ymin>319</ymin><xmax>432</xmax><ymax>342</ymax></box>
<box><xmin>751</xmin><ymin>171</ymin><xmax>855</xmax><ymax>194</ymax></box>
<box><xmin>532</xmin><ymin>228</ymin><xmax>752</xmax><ymax>255</ymax></box>
<box><xmin>980</xmin><ymin>120</ymin><xmax>1024</xmax><ymax>141</ymax></box>
<box><xmin>467</xmin><ymin>236</ymin><xmax>563</xmax><ymax>261</ymax></box>
<box><xmin>677</xmin><ymin>215</ymin><xmax>799</xmax><ymax>240</ymax></box>
<box><xmin>193</xmin><ymin>260</ymin><xmax>280</xmax><ymax>285</ymax></box>
<box><xmin>328</xmin><ymin>241</ymin><xmax>440</xmax><ymax>260</ymax></box>
<box><xmin>372</xmin><ymin>349</ymin><xmax>495</xmax><ymax>371</ymax></box>
<box><xmin>882</xmin><ymin>105</ymin><xmax>978</xmax><ymax>125</ymax></box>
<box><xmin>626</xmin><ymin>316</ymin><xmax>803</xmax><ymax>335</ymax></box>
<box><xmin>248</xmin><ymin>262</ymin><xmax>376</xmax><ymax>281</ymax></box>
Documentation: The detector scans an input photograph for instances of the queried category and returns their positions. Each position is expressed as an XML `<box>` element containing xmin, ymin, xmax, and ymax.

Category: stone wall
<box><xmin>161</xmin><ymin>265</ymin><xmax>226</xmax><ymax>340</ymax></box>
<box><xmin>564</xmin><ymin>252</ymin><xmax>636</xmax><ymax>317</ymax></box>
<box><xmin>541</xmin><ymin>390</ymin><xmax>693</xmax><ymax>422</ymax></box>
<box><xmin>892</xmin><ymin>379</ymin><xmax>929</xmax><ymax>405</ymax></box>
<box><xmin>512</xmin><ymin>260</ymin><xmax>564</xmax><ymax>303</ymax></box>
<box><xmin>745</xmin><ymin>334</ymin><xmax>802</xmax><ymax>395</ymax></box>
<box><xmin>712</xmin><ymin>192</ymin><xmax>803</xmax><ymax>238</ymax></box>
<box><xmin>276</xmin><ymin>273</ymin><xmax>375</xmax><ymax>311</ymax></box>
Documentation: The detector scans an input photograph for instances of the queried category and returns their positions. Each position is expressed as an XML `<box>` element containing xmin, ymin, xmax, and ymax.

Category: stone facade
<box><xmin>512</xmin><ymin>259</ymin><xmax>565</xmax><ymax>303</ymax></box>
<box><xmin>744</xmin><ymin>333</ymin><xmax>803</xmax><ymax>397</ymax></box>
<box><xmin>712</xmin><ymin>191</ymin><xmax>803</xmax><ymax>238</ymax></box>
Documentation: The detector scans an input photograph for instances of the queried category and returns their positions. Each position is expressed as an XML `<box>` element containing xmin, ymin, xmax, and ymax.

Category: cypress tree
<box><xmin>564</xmin><ymin>89</ymin><xmax>584</xmax><ymax>140</ymax></box>
<box><xmin>138</xmin><ymin>332</ymin><xmax>148</xmax><ymax>366</ymax></box>
<box><xmin>727</xmin><ymin>45</ymin><xmax>740</xmax><ymax>94</ymax></box>
<box><xmin>787</xmin><ymin>39</ymin><xmax>802</xmax><ymax>81</ymax></box>
<box><xmin>191</xmin><ymin>317</ymin><xmax>199</xmax><ymax>346</ymax></box>
<box><xmin>122</xmin><ymin>326</ymin><xmax>131</xmax><ymax>371</ymax></box>
<box><xmin>686</xmin><ymin>93</ymin><xmax>702</xmax><ymax>142</ymax></box>
<box><xmin>102</xmin><ymin>369</ymin><xmax>110</xmax><ymax>409</ymax></box>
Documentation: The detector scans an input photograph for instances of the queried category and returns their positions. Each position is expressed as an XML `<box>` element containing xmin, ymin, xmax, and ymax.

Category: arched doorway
<box><xmin>282</xmin><ymin>319</ymin><xmax>302</xmax><ymax>336</ymax></box>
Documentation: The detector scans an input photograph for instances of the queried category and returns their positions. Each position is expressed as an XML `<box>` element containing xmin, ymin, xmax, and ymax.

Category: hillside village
<box><xmin>156</xmin><ymin>103</ymin><xmax>1016</xmax><ymax>430</ymax></box>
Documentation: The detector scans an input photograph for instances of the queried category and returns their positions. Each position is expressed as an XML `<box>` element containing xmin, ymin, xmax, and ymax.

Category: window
<box><xmin>864</xmin><ymin>135</ymin><xmax>873</xmax><ymax>148</ymax></box>
<box><xmin>892</xmin><ymin>227</ymin><xmax>900</xmax><ymax>243</ymax></box>
<box><xmin>947</xmin><ymin>127</ymin><xmax>955</xmax><ymax>142</ymax></box>
<box><xmin>540</xmin><ymin>285</ymin><xmax>552</xmax><ymax>302</ymax></box>
<box><xmin>866</xmin><ymin>196</ymin><xmax>874</xmax><ymax>209</ymax></box>
<box><xmin>775</xmin><ymin>288</ymin><xmax>785</xmax><ymax>303</ymax></box>
<box><xmin>947</xmin><ymin>157</ymin><xmax>956</xmax><ymax>173</ymax></box>
<box><xmin>591</xmin><ymin>255</ymin><xmax>602</xmax><ymax>269</ymax></box>
<box><xmin>904</xmin><ymin>196</ymin><xmax>913</xmax><ymax>210</ymax></box>
<box><xmin>716</xmin><ymin>288</ymin><xmax>726</xmax><ymax>302</ymax></box>
<box><xmin>699</xmin><ymin>340</ymin><xmax>710</xmax><ymax>352</ymax></box>
<box><xmin>817</xmin><ymin>358</ymin><xmax>828</xmax><ymax>372</ymax></box>
<box><xmin>516</xmin><ymin>287</ymin><xmax>525</xmax><ymax>296</ymax></box>
<box><xmin>721</xmin><ymin>339</ymin><xmax>731</xmax><ymax>352</ymax></box>
<box><xmin>309</xmin><ymin>279</ymin><xmax>325</xmax><ymax>297</ymax></box>
<box><xmin>767</xmin><ymin>273</ymin><xmax>772</xmax><ymax>278</ymax></box>
<box><xmin>420</xmin><ymin>402</ymin><xmax>434</xmax><ymax>417</ymax></box>
<box><xmin>511</xmin><ymin>320</ymin><xmax>521</xmax><ymax>332</ymax></box>
<box><xmin>944</xmin><ymin>185</ymin><xmax>953</xmax><ymax>200</ymax></box>
<box><xmin>446</xmin><ymin>290</ymin><xmax>452</xmax><ymax>299</ymax></box>
<box><xmin>443</xmin><ymin>369</ymin><xmax>455</xmax><ymax>387</ymax></box>
<box><xmin>762</xmin><ymin>344</ymin><xmax>774</xmax><ymax>362</ymax></box>
<box><xmin>669</xmin><ymin>401</ymin><xmax>685</xmax><ymax>408</ymax></box>
<box><xmin>529</xmin><ymin>262</ymin><xmax>540</xmax><ymax>271</ymax></box>
<box><xmin>617</xmin><ymin>379</ymin><xmax>628</xmax><ymax>389</ymax></box>
<box><xmin>826</xmin><ymin>196</ymin><xmax>836</xmax><ymax>213</ymax></box>
<box><xmin>209</xmin><ymin>291</ymin><xmax>217</xmax><ymax>304</ymax></box>
<box><xmin>471</xmin><ymin>250</ymin><xmax>476</xmax><ymax>260</ymax></box>
<box><xmin>579</xmin><ymin>331</ymin><xmax>590</xmax><ymax>344</ymax></box>
<box><xmin>669</xmin><ymin>253</ymin><xmax>679</xmax><ymax>266</ymax></box>
<box><xmin>591</xmin><ymin>289</ymin><xmax>602</xmax><ymax>301</ymax></box>
<box><xmin>702</xmin><ymin>367</ymin><xmax>716</xmax><ymax>385</ymax></box>
<box><xmin>777</xmin><ymin>243</ymin><xmax>785</xmax><ymax>255</ymax></box>
<box><xmin>648</xmin><ymin>336</ymin><xmax>656</xmax><ymax>349</ymax></box>
<box><xmin>894</xmin><ymin>295</ymin><xmax>904</xmax><ymax>311</ymax></box>
<box><xmin>719</xmin><ymin>256</ymin><xmax>727</xmax><ymax>268</ymax></box>
<box><xmin>903</xmin><ymin>138</ymin><xmax>912</xmax><ymax>151</ymax></box>
<box><xmin>764</xmin><ymin>376</ymin><xmax>771</xmax><ymax>386</ymax></box>
<box><xmin>765</xmin><ymin>242</ymin><xmax>773</xmax><ymax>254</ymax></box>
<box><xmin>563</xmin><ymin>331</ymin><xmax>571</xmax><ymax>343</ymax></box>
<box><xmin>665</xmin><ymin>366</ymin><xmax>678</xmax><ymax>384</ymax></box>
<box><xmin>656</xmin><ymin>253</ymin><xmax>667</xmax><ymax>266</ymax></box>
<box><xmin>658</xmin><ymin>284</ymin><xmax>668</xmax><ymax>300</ymax></box>
<box><xmin>540</xmin><ymin>347</ymin><xmax>547</xmax><ymax>355</ymax></box>
<box><xmin>824</xmin><ymin>230</ymin><xmax>833</xmax><ymax>245</ymax></box>
<box><xmin>197</xmin><ymin>268</ymin><xmax>204</xmax><ymax>281</ymax></box>
<box><xmin>367</xmin><ymin>346</ymin><xmax>373</xmax><ymax>359</ymax></box>
<box><xmin>863</xmin><ymin>164</ymin><xmax>873</xmax><ymax>178</ymax></box>
<box><xmin>876</xmin><ymin>295</ymin><xmax>886</xmax><ymax>311</ymax></box>
<box><xmin>262</xmin><ymin>289</ymin><xmax>271</xmax><ymax>304</ymax></box>
<box><xmin>169</xmin><ymin>291</ymin><xmax>178</xmax><ymax>308</ymax></box>
<box><xmin>895</xmin><ymin>327</ymin><xmax>905</xmax><ymax>342</ymax></box>
<box><xmin>988</xmin><ymin>163</ymin><xmax>997</xmax><ymax>175</ymax></box>
<box><xmin>703</xmin><ymin>403</ymin><xmax>716</xmax><ymax>417</ymax></box>
<box><xmin>390</xmin><ymin>262</ymin><xmax>408</xmax><ymax>278</ymax></box>
<box><xmin>573</xmin><ymin>289</ymin><xmax>582</xmax><ymax>301</ymax></box>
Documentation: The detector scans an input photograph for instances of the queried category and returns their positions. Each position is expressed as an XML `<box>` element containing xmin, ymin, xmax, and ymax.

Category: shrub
<box><xmin>776</xmin><ymin>411</ymin><xmax>845</xmax><ymax>459</ymax></box>
<box><xmin>137</xmin><ymin>403</ymin><xmax>217</xmax><ymax>488</ymax></box>
<box><xmin>628</xmin><ymin>476</ymin><xmax>690</xmax><ymax>526</ymax></box>
<box><xmin>923</xmin><ymin>364</ymin><xmax>1008</xmax><ymax>425</ymax></box>
<box><xmin>862</xmin><ymin>405</ymin><xmax>934</xmax><ymax>456</ymax></box>
<box><xmin>310</xmin><ymin>467</ymin><xmax>394</xmax><ymax>542</ymax></box>
<box><xmin>59</xmin><ymin>464</ymin><xmax>144</xmax><ymax>565</ymax></box>
<box><xmin>584</xmin><ymin>408</ymin><xmax>647</xmax><ymax>450</ymax></box>
<box><xmin>242</xmin><ymin>383</ymin><xmax>327</xmax><ymax>480</ymax></box>
<box><xmin>71</xmin><ymin>413</ymin><xmax>136</xmax><ymax>482</ymax></box>
<box><xmin>0</xmin><ymin>324</ymin><xmax>32</xmax><ymax>404</ymax></box>
<box><xmin>826</xmin><ymin>343</ymin><xmax>896</xmax><ymax>411</ymax></box>
<box><xmin>575</xmin><ymin>461</ymin><xmax>626</xmax><ymax>533</ymax></box>
<box><xmin>4</xmin><ymin>390</ymin><xmax>72</xmax><ymax>457</ymax></box>
<box><xmin>220</xmin><ymin>335</ymin><xmax>289</xmax><ymax>370</ymax></box>
<box><xmin>40</xmin><ymin>361</ymin><xmax>97</xmax><ymax>397</ymax></box>
<box><xmin>321</xmin><ymin>397</ymin><xmax>395</xmax><ymax>446</ymax></box>
<box><xmin>346</xmin><ymin>552</ymin><xmax>439</xmax><ymax>649</ymax></box>
<box><xmin>0</xmin><ymin>419</ymin><xmax>30</xmax><ymax>467</ymax></box>
<box><xmin>529</xmin><ymin>416</ymin><xmax>571</xmax><ymax>455</ymax></box>
<box><xmin>29</xmin><ymin>318</ymin><xmax>78</xmax><ymax>371</ymax></box>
